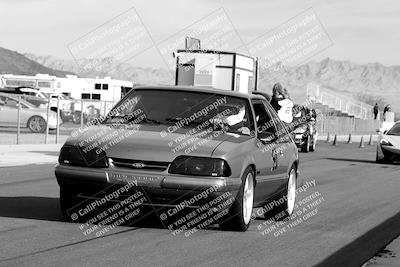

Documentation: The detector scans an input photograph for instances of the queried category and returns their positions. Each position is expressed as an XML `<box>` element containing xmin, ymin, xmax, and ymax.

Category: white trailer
<box><xmin>174</xmin><ymin>49</ymin><xmax>258</xmax><ymax>94</ymax></box>
<box><xmin>56</xmin><ymin>75</ymin><xmax>133</xmax><ymax>102</ymax></box>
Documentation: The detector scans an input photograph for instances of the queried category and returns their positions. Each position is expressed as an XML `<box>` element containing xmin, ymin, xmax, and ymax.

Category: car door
<box><xmin>251</xmin><ymin>99</ymin><xmax>286</xmax><ymax>204</ymax></box>
<box><xmin>0</xmin><ymin>96</ymin><xmax>18</xmax><ymax>126</ymax></box>
<box><xmin>263</xmin><ymin>100</ymin><xmax>293</xmax><ymax>181</ymax></box>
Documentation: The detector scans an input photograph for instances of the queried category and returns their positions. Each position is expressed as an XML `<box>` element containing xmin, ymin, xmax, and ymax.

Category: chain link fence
<box><xmin>0</xmin><ymin>93</ymin><xmax>117</xmax><ymax>145</ymax></box>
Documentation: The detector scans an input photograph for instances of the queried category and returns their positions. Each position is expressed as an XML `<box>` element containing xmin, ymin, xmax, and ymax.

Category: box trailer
<box><xmin>175</xmin><ymin>49</ymin><xmax>258</xmax><ymax>94</ymax></box>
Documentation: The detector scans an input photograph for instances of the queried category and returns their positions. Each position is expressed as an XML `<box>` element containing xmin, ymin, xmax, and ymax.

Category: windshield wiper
<box><xmin>141</xmin><ymin>117</ymin><xmax>160</xmax><ymax>124</ymax></box>
<box><xmin>165</xmin><ymin>117</ymin><xmax>204</xmax><ymax>126</ymax></box>
<box><xmin>104</xmin><ymin>114</ymin><xmax>160</xmax><ymax>125</ymax></box>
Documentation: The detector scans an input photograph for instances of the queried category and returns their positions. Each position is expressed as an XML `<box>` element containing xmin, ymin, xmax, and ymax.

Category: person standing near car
<box><xmin>383</xmin><ymin>104</ymin><xmax>391</xmax><ymax>121</ymax></box>
<box><xmin>373</xmin><ymin>103</ymin><xmax>379</xmax><ymax>120</ymax></box>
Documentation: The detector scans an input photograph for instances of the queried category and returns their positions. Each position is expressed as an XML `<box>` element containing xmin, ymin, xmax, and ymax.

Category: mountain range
<box><xmin>0</xmin><ymin>46</ymin><xmax>398</xmax><ymax>113</ymax></box>
<box><xmin>0</xmin><ymin>47</ymin><xmax>73</xmax><ymax>77</ymax></box>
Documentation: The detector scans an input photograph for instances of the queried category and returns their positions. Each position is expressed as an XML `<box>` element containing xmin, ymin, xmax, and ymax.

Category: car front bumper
<box><xmin>381</xmin><ymin>145</ymin><xmax>400</xmax><ymax>163</ymax></box>
<box><xmin>55</xmin><ymin>164</ymin><xmax>241</xmax><ymax>209</ymax></box>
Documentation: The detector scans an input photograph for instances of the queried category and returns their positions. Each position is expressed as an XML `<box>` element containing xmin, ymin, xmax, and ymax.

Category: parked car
<box><xmin>376</xmin><ymin>121</ymin><xmax>400</xmax><ymax>163</ymax></box>
<box><xmin>291</xmin><ymin>105</ymin><xmax>317</xmax><ymax>152</ymax></box>
<box><xmin>0</xmin><ymin>87</ymin><xmax>76</xmax><ymax>122</ymax></box>
<box><xmin>55</xmin><ymin>86</ymin><xmax>299</xmax><ymax>231</ymax></box>
<box><xmin>0</xmin><ymin>92</ymin><xmax>61</xmax><ymax>133</ymax></box>
<box><xmin>0</xmin><ymin>87</ymin><xmax>48</xmax><ymax>107</ymax></box>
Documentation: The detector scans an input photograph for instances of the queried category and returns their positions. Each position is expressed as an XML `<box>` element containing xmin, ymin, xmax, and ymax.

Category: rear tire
<box><xmin>284</xmin><ymin>167</ymin><xmax>297</xmax><ymax>217</ymax></box>
<box><xmin>220</xmin><ymin>167</ymin><xmax>254</xmax><ymax>231</ymax></box>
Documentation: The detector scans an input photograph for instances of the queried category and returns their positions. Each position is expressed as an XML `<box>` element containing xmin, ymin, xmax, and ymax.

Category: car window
<box><xmin>105</xmin><ymin>89</ymin><xmax>255</xmax><ymax>135</ymax></box>
<box><xmin>3</xmin><ymin>97</ymin><xmax>19</xmax><ymax>108</ymax></box>
<box><xmin>262</xmin><ymin>100</ymin><xmax>291</xmax><ymax>142</ymax></box>
<box><xmin>0</xmin><ymin>95</ymin><xmax>34</xmax><ymax>109</ymax></box>
<box><xmin>387</xmin><ymin>123</ymin><xmax>400</xmax><ymax>136</ymax></box>
<box><xmin>0</xmin><ymin>96</ymin><xmax>6</xmax><ymax>105</ymax></box>
<box><xmin>252</xmin><ymin>100</ymin><xmax>276</xmax><ymax>133</ymax></box>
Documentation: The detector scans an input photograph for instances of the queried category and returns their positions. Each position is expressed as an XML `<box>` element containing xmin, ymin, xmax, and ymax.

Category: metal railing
<box><xmin>0</xmin><ymin>94</ymin><xmax>118</xmax><ymax>145</ymax></box>
<box><xmin>306</xmin><ymin>83</ymin><xmax>373</xmax><ymax>119</ymax></box>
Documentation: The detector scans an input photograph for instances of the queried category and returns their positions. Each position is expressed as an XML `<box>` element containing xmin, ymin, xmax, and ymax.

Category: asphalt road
<box><xmin>0</xmin><ymin>142</ymin><xmax>399</xmax><ymax>266</ymax></box>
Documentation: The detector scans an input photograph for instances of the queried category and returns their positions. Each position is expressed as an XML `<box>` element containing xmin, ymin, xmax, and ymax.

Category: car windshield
<box><xmin>387</xmin><ymin>123</ymin><xmax>400</xmax><ymax>136</ymax></box>
<box><xmin>0</xmin><ymin>94</ymin><xmax>36</xmax><ymax>109</ymax></box>
<box><xmin>103</xmin><ymin>89</ymin><xmax>254</xmax><ymax>135</ymax></box>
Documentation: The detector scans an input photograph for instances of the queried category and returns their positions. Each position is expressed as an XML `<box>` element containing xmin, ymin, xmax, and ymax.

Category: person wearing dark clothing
<box><xmin>270</xmin><ymin>83</ymin><xmax>284</xmax><ymax>112</ymax></box>
<box><xmin>373</xmin><ymin>103</ymin><xmax>379</xmax><ymax>120</ymax></box>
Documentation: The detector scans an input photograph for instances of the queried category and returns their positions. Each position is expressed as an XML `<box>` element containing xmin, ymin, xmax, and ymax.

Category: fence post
<box><xmin>80</xmin><ymin>99</ymin><xmax>84</xmax><ymax>128</ymax></box>
<box><xmin>17</xmin><ymin>96</ymin><xmax>21</xmax><ymax>144</ymax></box>
<box><xmin>45</xmin><ymin>94</ymin><xmax>51</xmax><ymax>144</ymax></box>
<box><xmin>56</xmin><ymin>95</ymin><xmax>60</xmax><ymax>144</ymax></box>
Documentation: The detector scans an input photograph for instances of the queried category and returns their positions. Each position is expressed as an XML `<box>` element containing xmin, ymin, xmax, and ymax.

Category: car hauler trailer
<box><xmin>174</xmin><ymin>49</ymin><xmax>259</xmax><ymax>94</ymax></box>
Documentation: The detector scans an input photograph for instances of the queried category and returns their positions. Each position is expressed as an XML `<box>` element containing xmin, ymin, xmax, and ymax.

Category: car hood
<box><xmin>64</xmin><ymin>124</ymin><xmax>242</xmax><ymax>162</ymax></box>
<box><xmin>382</xmin><ymin>134</ymin><xmax>400</xmax><ymax>148</ymax></box>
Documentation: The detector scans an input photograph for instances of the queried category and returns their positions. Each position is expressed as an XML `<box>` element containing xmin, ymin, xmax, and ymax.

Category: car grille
<box><xmin>109</xmin><ymin>157</ymin><xmax>170</xmax><ymax>171</ymax></box>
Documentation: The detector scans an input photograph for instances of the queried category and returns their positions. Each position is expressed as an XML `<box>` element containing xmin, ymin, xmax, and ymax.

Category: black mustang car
<box><xmin>291</xmin><ymin>105</ymin><xmax>317</xmax><ymax>152</ymax></box>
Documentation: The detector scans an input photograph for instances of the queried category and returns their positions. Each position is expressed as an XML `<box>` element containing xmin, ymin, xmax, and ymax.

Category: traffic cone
<box><xmin>368</xmin><ymin>134</ymin><xmax>373</xmax><ymax>145</ymax></box>
<box><xmin>332</xmin><ymin>134</ymin><xmax>337</xmax><ymax>146</ymax></box>
<box><xmin>347</xmin><ymin>133</ymin><xmax>352</xmax><ymax>144</ymax></box>
<box><xmin>359</xmin><ymin>136</ymin><xmax>365</xmax><ymax>148</ymax></box>
<box><xmin>326</xmin><ymin>132</ymin><xmax>330</xmax><ymax>143</ymax></box>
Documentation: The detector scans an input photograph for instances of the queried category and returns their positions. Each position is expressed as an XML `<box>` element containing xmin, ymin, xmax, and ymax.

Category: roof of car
<box><xmin>132</xmin><ymin>85</ymin><xmax>268</xmax><ymax>101</ymax></box>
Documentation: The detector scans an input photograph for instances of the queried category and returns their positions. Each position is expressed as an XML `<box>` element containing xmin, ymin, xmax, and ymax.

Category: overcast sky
<box><xmin>1</xmin><ymin>0</ymin><xmax>399</xmax><ymax>68</ymax></box>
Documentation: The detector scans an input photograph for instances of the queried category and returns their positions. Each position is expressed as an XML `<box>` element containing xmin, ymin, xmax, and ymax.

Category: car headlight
<box><xmin>293</xmin><ymin>124</ymin><xmax>308</xmax><ymax>134</ymax></box>
<box><xmin>169</xmin><ymin>156</ymin><xmax>231</xmax><ymax>177</ymax></box>
<box><xmin>59</xmin><ymin>146</ymin><xmax>108</xmax><ymax>168</ymax></box>
<box><xmin>380</xmin><ymin>139</ymin><xmax>393</xmax><ymax>146</ymax></box>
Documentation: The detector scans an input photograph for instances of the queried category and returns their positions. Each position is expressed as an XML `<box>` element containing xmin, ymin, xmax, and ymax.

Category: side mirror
<box><xmin>259</xmin><ymin>131</ymin><xmax>276</xmax><ymax>143</ymax></box>
<box><xmin>383</xmin><ymin>130</ymin><xmax>388</xmax><ymax>134</ymax></box>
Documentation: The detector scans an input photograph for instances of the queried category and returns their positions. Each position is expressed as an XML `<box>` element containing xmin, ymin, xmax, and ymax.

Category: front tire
<box><xmin>376</xmin><ymin>149</ymin><xmax>386</xmax><ymax>163</ymax></box>
<box><xmin>221</xmin><ymin>167</ymin><xmax>254</xmax><ymax>231</ymax></box>
<box><xmin>27</xmin><ymin>116</ymin><xmax>46</xmax><ymax>133</ymax></box>
<box><xmin>60</xmin><ymin>186</ymin><xmax>82</xmax><ymax>221</ymax></box>
<box><xmin>72</xmin><ymin>111</ymin><xmax>81</xmax><ymax>124</ymax></box>
<box><xmin>301</xmin><ymin>135</ymin><xmax>310</xmax><ymax>152</ymax></box>
<box><xmin>309</xmin><ymin>136</ymin><xmax>316</xmax><ymax>152</ymax></box>
<box><xmin>262</xmin><ymin>165</ymin><xmax>297</xmax><ymax>220</ymax></box>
